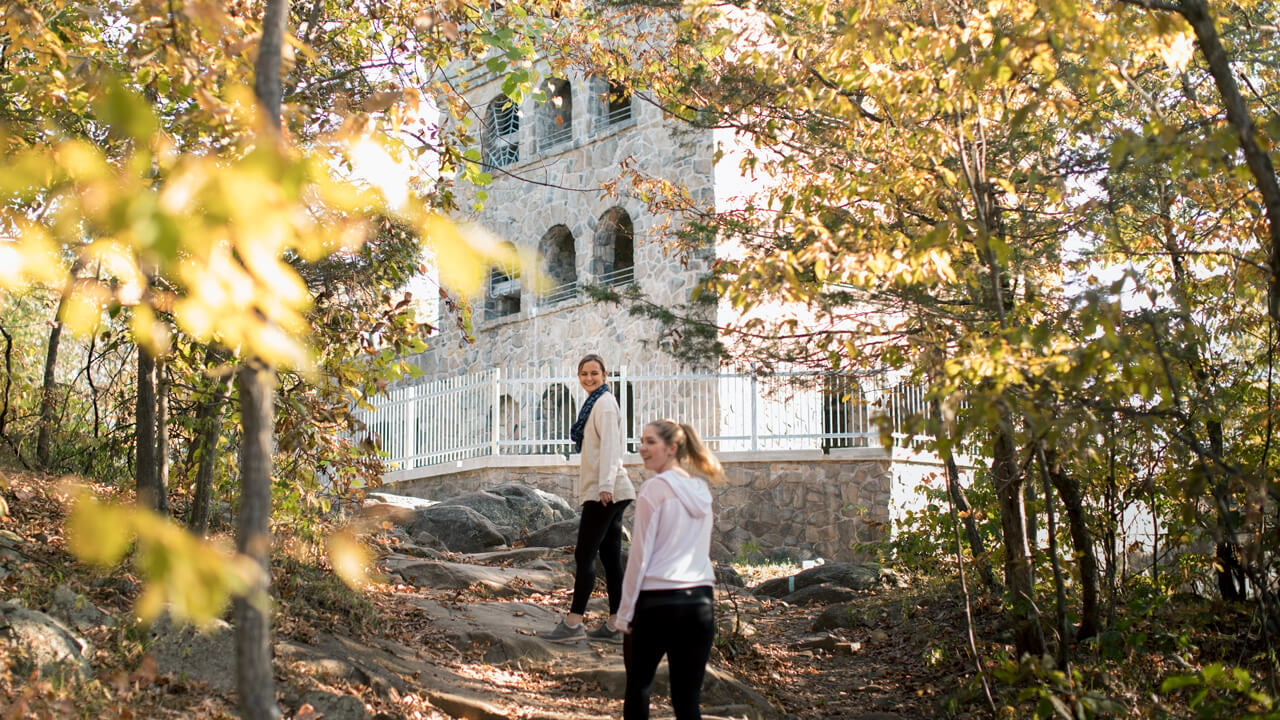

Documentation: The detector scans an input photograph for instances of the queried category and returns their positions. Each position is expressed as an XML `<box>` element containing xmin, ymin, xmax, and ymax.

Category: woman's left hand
<box><xmin>599</xmin><ymin>491</ymin><xmax>613</xmax><ymax>504</ymax></box>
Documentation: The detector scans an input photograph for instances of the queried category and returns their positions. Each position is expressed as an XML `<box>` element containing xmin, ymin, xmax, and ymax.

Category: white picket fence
<box><xmin>355</xmin><ymin>369</ymin><xmax>934</xmax><ymax>471</ymax></box>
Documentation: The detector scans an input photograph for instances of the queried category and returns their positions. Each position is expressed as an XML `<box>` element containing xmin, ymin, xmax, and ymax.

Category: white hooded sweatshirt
<box><xmin>615</xmin><ymin>468</ymin><xmax>715</xmax><ymax>633</ymax></box>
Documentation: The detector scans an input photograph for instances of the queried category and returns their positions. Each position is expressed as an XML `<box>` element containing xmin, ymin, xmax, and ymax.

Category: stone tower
<box><xmin>410</xmin><ymin>60</ymin><xmax>727</xmax><ymax>381</ymax></box>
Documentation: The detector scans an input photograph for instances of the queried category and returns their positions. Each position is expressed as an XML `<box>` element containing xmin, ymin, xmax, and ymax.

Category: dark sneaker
<box><xmin>540</xmin><ymin>619</ymin><xmax>586</xmax><ymax>642</ymax></box>
<box><xmin>586</xmin><ymin>623</ymin><xmax>622</xmax><ymax>644</ymax></box>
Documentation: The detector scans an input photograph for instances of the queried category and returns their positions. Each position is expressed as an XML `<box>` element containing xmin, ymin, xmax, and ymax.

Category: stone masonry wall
<box><xmin>384</xmin><ymin>453</ymin><xmax>897</xmax><ymax>563</ymax></box>
<box><xmin>411</xmin><ymin>64</ymin><xmax>720</xmax><ymax>381</ymax></box>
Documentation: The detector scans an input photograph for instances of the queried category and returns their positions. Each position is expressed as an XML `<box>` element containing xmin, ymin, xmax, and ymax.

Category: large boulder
<box><xmin>435</xmin><ymin>484</ymin><xmax>575</xmax><ymax>541</ymax></box>
<box><xmin>753</xmin><ymin>562</ymin><xmax>884</xmax><ymax>598</ymax></box>
<box><xmin>408</xmin><ymin>505</ymin><xmax>507</xmax><ymax>553</ymax></box>
<box><xmin>147</xmin><ymin>615</ymin><xmax>236</xmax><ymax>691</ymax></box>
<box><xmin>0</xmin><ymin>601</ymin><xmax>91</xmax><ymax>681</ymax></box>
<box><xmin>519</xmin><ymin>518</ymin><xmax>580</xmax><ymax>549</ymax></box>
<box><xmin>48</xmin><ymin>584</ymin><xmax>116</xmax><ymax>631</ymax></box>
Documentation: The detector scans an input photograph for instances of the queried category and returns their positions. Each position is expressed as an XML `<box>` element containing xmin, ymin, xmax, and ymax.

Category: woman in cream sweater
<box><xmin>541</xmin><ymin>353</ymin><xmax>637</xmax><ymax>643</ymax></box>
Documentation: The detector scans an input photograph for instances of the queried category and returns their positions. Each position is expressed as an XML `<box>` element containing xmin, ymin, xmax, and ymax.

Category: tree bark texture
<box><xmin>156</xmin><ymin>359</ymin><xmax>170</xmax><ymax>516</ymax></box>
<box><xmin>189</xmin><ymin>373</ymin><xmax>231</xmax><ymax>535</ymax></box>
<box><xmin>1035</xmin><ymin>444</ymin><xmax>1072</xmax><ymax>672</ymax></box>
<box><xmin>992</xmin><ymin>415</ymin><xmax>1044</xmax><ymax>656</ymax></box>
<box><xmin>135</xmin><ymin>346</ymin><xmax>159</xmax><ymax>510</ymax></box>
<box><xmin>234</xmin><ymin>365</ymin><xmax>279</xmax><ymax>720</ymax></box>
<box><xmin>36</xmin><ymin>311</ymin><xmax>64</xmax><ymax>469</ymax></box>
<box><xmin>931</xmin><ymin>398</ymin><xmax>996</xmax><ymax>589</ymax></box>
<box><xmin>235</xmin><ymin>0</ymin><xmax>289</xmax><ymax>715</ymax></box>
<box><xmin>1043</xmin><ymin>448</ymin><xmax>1101</xmax><ymax>641</ymax></box>
<box><xmin>1175</xmin><ymin>0</ymin><xmax>1280</xmax><ymax>323</ymax></box>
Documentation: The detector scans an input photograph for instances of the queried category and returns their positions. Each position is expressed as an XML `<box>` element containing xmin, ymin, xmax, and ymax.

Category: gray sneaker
<box><xmin>586</xmin><ymin>623</ymin><xmax>622</xmax><ymax>644</ymax></box>
<box><xmin>540</xmin><ymin>619</ymin><xmax>586</xmax><ymax>642</ymax></box>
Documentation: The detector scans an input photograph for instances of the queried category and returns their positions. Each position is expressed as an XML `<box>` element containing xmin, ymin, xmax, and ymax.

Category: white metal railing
<box><xmin>355</xmin><ymin>368</ymin><xmax>941</xmax><ymax>472</ymax></box>
<box><xmin>538</xmin><ymin>279</ymin><xmax>579</xmax><ymax>306</ymax></box>
<box><xmin>596</xmin><ymin>265</ymin><xmax>635</xmax><ymax>287</ymax></box>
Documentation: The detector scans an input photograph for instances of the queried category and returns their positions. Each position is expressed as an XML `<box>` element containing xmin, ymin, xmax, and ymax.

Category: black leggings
<box><xmin>623</xmin><ymin>587</ymin><xmax>715</xmax><ymax>720</ymax></box>
<box><xmin>571</xmin><ymin>499</ymin><xmax>632</xmax><ymax>616</ymax></box>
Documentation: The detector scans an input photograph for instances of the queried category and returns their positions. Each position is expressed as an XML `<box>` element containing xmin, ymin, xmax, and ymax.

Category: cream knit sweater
<box><xmin>576</xmin><ymin>392</ymin><xmax>636</xmax><ymax>505</ymax></box>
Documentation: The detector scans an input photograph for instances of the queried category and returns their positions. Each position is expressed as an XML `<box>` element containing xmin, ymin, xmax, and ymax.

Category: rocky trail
<box><xmin>1</xmin><ymin>477</ymin><xmax>986</xmax><ymax>719</ymax></box>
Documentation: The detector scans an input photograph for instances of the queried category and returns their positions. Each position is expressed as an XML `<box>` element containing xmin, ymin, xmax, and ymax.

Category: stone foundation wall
<box><xmin>382</xmin><ymin>450</ymin><xmax>911</xmax><ymax>563</ymax></box>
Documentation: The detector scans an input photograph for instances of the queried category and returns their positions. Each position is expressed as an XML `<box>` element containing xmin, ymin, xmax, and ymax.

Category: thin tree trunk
<box><xmin>1172</xmin><ymin>0</ymin><xmax>1280</xmax><ymax>323</ymax></box>
<box><xmin>1035</xmin><ymin>444</ymin><xmax>1071</xmax><ymax>670</ymax></box>
<box><xmin>949</xmin><ymin>464</ymin><xmax>997</xmax><ymax>714</ymax></box>
<box><xmin>931</xmin><ymin>398</ymin><xmax>996</xmax><ymax>588</ymax></box>
<box><xmin>136</xmin><ymin>345</ymin><xmax>160</xmax><ymax>510</ymax></box>
<box><xmin>1104</xmin><ymin>418</ymin><xmax>1119</xmax><ymax>627</ymax></box>
<box><xmin>235</xmin><ymin>0</ymin><xmax>289</xmax><ymax>715</ymax></box>
<box><xmin>234</xmin><ymin>364</ymin><xmax>279</xmax><ymax>720</ymax></box>
<box><xmin>36</xmin><ymin>304</ymin><xmax>65</xmax><ymax>469</ymax></box>
<box><xmin>991</xmin><ymin>411</ymin><xmax>1044</xmax><ymax>656</ymax></box>
<box><xmin>1045</xmin><ymin>448</ymin><xmax>1101</xmax><ymax>641</ymax></box>
<box><xmin>156</xmin><ymin>359</ymin><xmax>171</xmax><ymax>516</ymax></box>
<box><xmin>190</xmin><ymin>373</ymin><xmax>231</xmax><ymax>535</ymax></box>
<box><xmin>0</xmin><ymin>326</ymin><xmax>29</xmax><ymax>468</ymax></box>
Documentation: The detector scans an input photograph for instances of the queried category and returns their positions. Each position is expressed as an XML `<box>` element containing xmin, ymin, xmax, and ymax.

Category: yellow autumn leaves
<box><xmin>0</xmin><ymin>82</ymin><xmax>517</xmax><ymax>371</ymax></box>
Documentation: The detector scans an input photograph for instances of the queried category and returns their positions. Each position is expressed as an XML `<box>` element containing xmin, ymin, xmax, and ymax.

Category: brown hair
<box><xmin>578</xmin><ymin>353</ymin><xmax>607</xmax><ymax>376</ymax></box>
<box><xmin>646</xmin><ymin>419</ymin><xmax>725</xmax><ymax>486</ymax></box>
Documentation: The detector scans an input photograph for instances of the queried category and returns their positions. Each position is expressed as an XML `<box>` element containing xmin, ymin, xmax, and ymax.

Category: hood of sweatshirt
<box><xmin>661</xmin><ymin>471</ymin><xmax>712</xmax><ymax>519</ymax></box>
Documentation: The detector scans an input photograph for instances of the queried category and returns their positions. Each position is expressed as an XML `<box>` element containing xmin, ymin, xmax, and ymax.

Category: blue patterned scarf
<box><xmin>570</xmin><ymin>384</ymin><xmax>611</xmax><ymax>452</ymax></box>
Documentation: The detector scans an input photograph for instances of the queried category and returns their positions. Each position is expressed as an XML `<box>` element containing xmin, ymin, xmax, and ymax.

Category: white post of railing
<box><xmin>402</xmin><ymin>387</ymin><xmax>415</xmax><ymax>469</ymax></box>
<box><xmin>750</xmin><ymin>370</ymin><xmax>759</xmax><ymax>452</ymax></box>
<box><xmin>490</xmin><ymin>368</ymin><xmax>501</xmax><ymax>456</ymax></box>
<box><xmin>617</xmin><ymin>365</ymin><xmax>629</xmax><ymax>448</ymax></box>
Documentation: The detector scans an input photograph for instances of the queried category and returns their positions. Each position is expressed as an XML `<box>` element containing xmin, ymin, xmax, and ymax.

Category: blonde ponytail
<box><xmin>648</xmin><ymin>419</ymin><xmax>725</xmax><ymax>486</ymax></box>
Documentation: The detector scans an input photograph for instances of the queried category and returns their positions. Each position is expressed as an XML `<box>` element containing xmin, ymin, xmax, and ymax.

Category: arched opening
<box><xmin>538</xmin><ymin>78</ymin><xmax>573</xmax><ymax>151</ymax></box>
<box><xmin>538</xmin><ymin>224</ymin><xmax>578</xmax><ymax>305</ymax></box>
<box><xmin>593</xmin><ymin>206</ymin><xmax>634</xmax><ymax>286</ymax></box>
<box><xmin>538</xmin><ymin>384</ymin><xmax>577</xmax><ymax>455</ymax></box>
<box><xmin>589</xmin><ymin>75</ymin><xmax>632</xmax><ymax>132</ymax></box>
<box><xmin>485</xmin><ymin>241</ymin><xmax>521</xmax><ymax>320</ymax></box>
<box><xmin>493</xmin><ymin>394</ymin><xmax>521</xmax><ymax>455</ymax></box>
<box><xmin>482</xmin><ymin>95</ymin><xmax>520</xmax><ymax>167</ymax></box>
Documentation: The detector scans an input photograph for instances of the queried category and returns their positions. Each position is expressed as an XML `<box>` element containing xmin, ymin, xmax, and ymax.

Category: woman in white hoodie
<box><xmin>617</xmin><ymin>419</ymin><xmax>724</xmax><ymax>720</ymax></box>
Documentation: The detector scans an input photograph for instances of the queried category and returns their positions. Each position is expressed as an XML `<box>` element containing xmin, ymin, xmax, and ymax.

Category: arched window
<box><xmin>482</xmin><ymin>95</ymin><xmax>520</xmax><ymax>167</ymax></box>
<box><xmin>538</xmin><ymin>384</ymin><xmax>577</xmax><ymax>455</ymax></box>
<box><xmin>538</xmin><ymin>78</ymin><xmax>573</xmax><ymax>151</ymax></box>
<box><xmin>589</xmin><ymin>75</ymin><xmax>632</xmax><ymax>133</ymax></box>
<box><xmin>822</xmin><ymin>374</ymin><xmax>866</xmax><ymax>451</ymax></box>
<box><xmin>495</xmin><ymin>394</ymin><xmax>521</xmax><ymax>455</ymax></box>
<box><xmin>538</xmin><ymin>225</ymin><xmax>578</xmax><ymax>305</ymax></box>
<box><xmin>593</xmin><ymin>207</ymin><xmax>635</xmax><ymax>286</ymax></box>
<box><xmin>485</xmin><ymin>242</ymin><xmax>521</xmax><ymax>320</ymax></box>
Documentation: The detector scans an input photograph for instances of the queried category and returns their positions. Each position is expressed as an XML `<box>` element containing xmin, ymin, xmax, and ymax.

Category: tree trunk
<box><xmin>1206</xmin><ymin>419</ymin><xmax>1246</xmax><ymax>601</ymax></box>
<box><xmin>1173</xmin><ymin>0</ymin><xmax>1280</xmax><ymax>323</ymax></box>
<box><xmin>156</xmin><ymin>358</ymin><xmax>171</xmax><ymax>516</ymax></box>
<box><xmin>991</xmin><ymin>410</ymin><xmax>1044</xmax><ymax>656</ymax></box>
<box><xmin>234</xmin><ymin>364</ymin><xmax>279</xmax><ymax>720</ymax></box>
<box><xmin>0</xmin><ymin>326</ymin><xmax>28</xmax><ymax>467</ymax></box>
<box><xmin>234</xmin><ymin>0</ymin><xmax>289</xmax><ymax>716</ymax></box>
<box><xmin>931</xmin><ymin>398</ymin><xmax>996</xmax><ymax>589</ymax></box>
<box><xmin>1044</xmin><ymin>448</ymin><xmax>1101</xmax><ymax>641</ymax></box>
<box><xmin>1104</xmin><ymin>419</ymin><xmax>1120</xmax><ymax>626</ymax></box>
<box><xmin>36</xmin><ymin>307</ymin><xmax>65</xmax><ymax>469</ymax></box>
<box><xmin>946</xmin><ymin>451</ymin><xmax>997</xmax><ymax>589</ymax></box>
<box><xmin>136</xmin><ymin>345</ymin><xmax>160</xmax><ymax>511</ymax></box>
<box><xmin>189</xmin><ymin>373</ymin><xmax>231</xmax><ymax>535</ymax></box>
<box><xmin>1035</xmin><ymin>444</ymin><xmax>1071</xmax><ymax>669</ymax></box>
